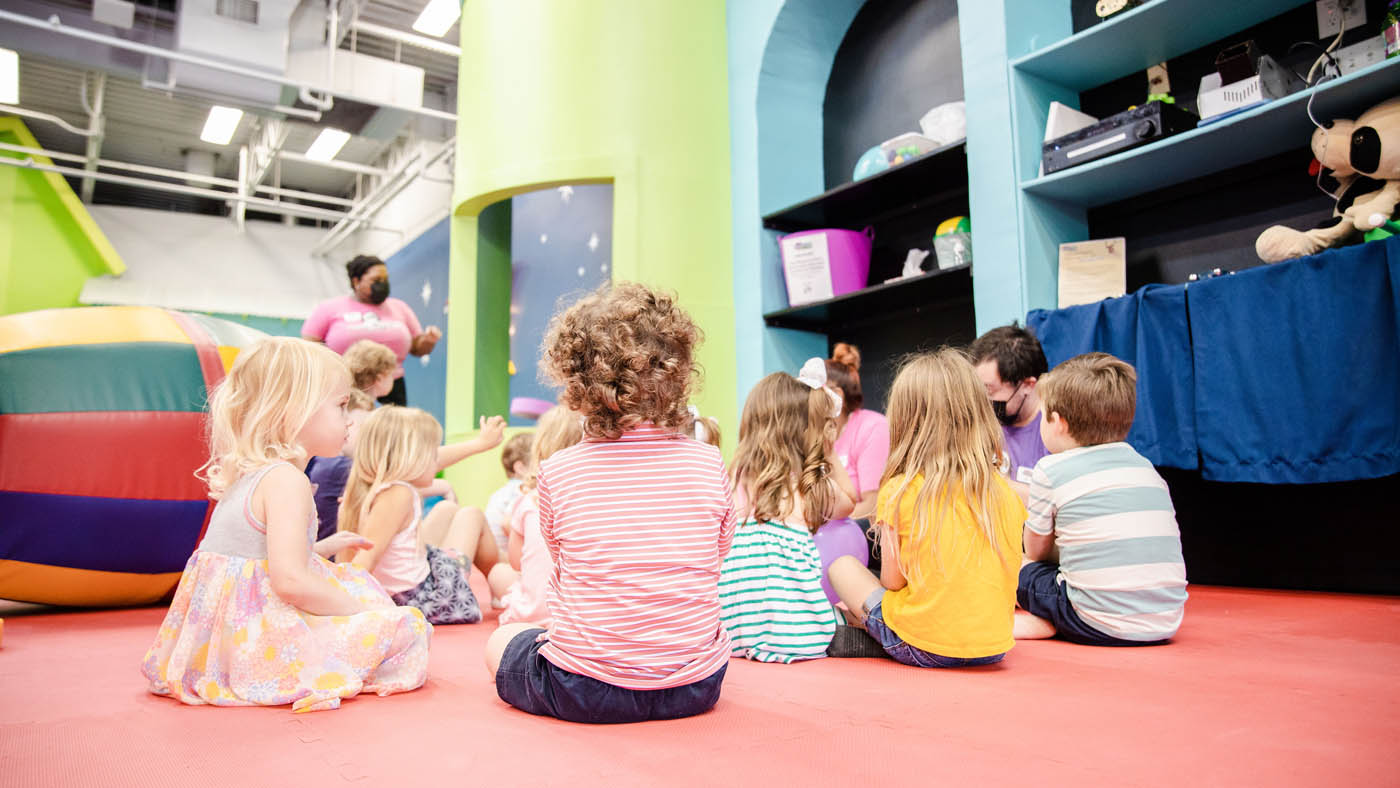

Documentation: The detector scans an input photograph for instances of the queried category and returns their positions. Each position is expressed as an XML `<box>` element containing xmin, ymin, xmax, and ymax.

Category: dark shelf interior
<box><xmin>762</xmin><ymin>264</ymin><xmax>971</xmax><ymax>333</ymax></box>
<box><xmin>762</xmin><ymin>141</ymin><xmax>969</xmax><ymax>233</ymax></box>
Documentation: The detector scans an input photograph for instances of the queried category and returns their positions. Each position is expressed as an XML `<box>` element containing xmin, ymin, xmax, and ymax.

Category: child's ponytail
<box><xmin>795</xmin><ymin>385</ymin><xmax>837</xmax><ymax>531</ymax></box>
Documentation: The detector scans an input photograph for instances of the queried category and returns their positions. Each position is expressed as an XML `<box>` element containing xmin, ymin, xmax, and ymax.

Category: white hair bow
<box><xmin>797</xmin><ymin>358</ymin><xmax>843</xmax><ymax>418</ymax></box>
<box><xmin>688</xmin><ymin>404</ymin><xmax>710</xmax><ymax>443</ymax></box>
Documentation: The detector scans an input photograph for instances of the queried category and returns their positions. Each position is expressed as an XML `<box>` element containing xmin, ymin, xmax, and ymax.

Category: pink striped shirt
<box><xmin>536</xmin><ymin>422</ymin><xmax>737</xmax><ymax>690</ymax></box>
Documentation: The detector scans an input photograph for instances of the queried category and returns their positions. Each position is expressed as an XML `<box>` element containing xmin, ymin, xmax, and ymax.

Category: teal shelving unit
<box><xmin>991</xmin><ymin>0</ymin><xmax>1400</xmax><ymax>317</ymax></box>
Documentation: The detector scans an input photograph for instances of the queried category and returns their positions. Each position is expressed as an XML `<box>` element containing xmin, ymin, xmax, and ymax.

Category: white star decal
<box><xmin>420</xmin><ymin>280</ymin><xmax>432</xmax><ymax>305</ymax></box>
<box><xmin>588</xmin><ymin>232</ymin><xmax>599</xmax><ymax>252</ymax></box>
<box><xmin>558</xmin><ymin>185</ymin><xmax>573</xmax><ymax>203</ymax></box>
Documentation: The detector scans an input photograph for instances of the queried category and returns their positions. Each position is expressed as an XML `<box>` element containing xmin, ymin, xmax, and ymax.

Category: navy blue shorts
<box><xmin>861</xmin><ymin>589</ymin><xmax>1006</xmax><ymax>668</ymax></box>
<box><xmin>495</xmin><ymin>628</ymin><xmax>726</xmax><ymax>724</ymax></box>
<box><xmin>1017</xmin><ymin>562</ymin><xmax>1167</xmax><ymax>647</ymax></box>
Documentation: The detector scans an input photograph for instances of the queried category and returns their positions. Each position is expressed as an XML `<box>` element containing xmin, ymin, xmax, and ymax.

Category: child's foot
<box><xmin>491</xmin><ymin>597</ymin><xmax>507</xmax><ymax>610</ymax></box>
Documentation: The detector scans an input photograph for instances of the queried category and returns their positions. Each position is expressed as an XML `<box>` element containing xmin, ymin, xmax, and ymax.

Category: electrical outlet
<box><xmin>1317</xmin><ymin>0</ymin><xmax>1367</xmax><ymax>38</ymax></box>
<box><xmin>1335</xmin><ymin>35</ymin><xmax>1386</xmax><ymax>74</ymax></box>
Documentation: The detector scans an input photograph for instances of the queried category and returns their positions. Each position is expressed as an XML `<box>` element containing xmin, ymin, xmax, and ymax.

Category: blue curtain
<box><xmin>1028</xmin><ymin>284</ymin><xmax>1196</xmax><ymax>470</ymax></box>
<box><xmin>1027</xmin><ymin>236</ymin><xmax>1400</xmax><ymax>484</ymax></box>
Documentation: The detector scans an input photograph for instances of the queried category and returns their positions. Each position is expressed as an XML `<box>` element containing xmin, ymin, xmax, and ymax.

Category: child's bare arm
<box><xmin>826</xmin><ymin>455</ymin><xmax>857</xmax><ymax>520</ymax></box>
<box><xmin>436</xmin><ymin>415</ymin><xmax>507</xmax><ymax>470</ymax></box>
<box><xmin>260</xmin><ymin>466</ymin><xmax>363</xmax><ymax>616</ymax></box>
<box><xmin>1023</xmin><ymin>528</ymin><xmax>1056</xmax><ymax>563</ymax></box>
<box><xmin>507</xmin><ymin>514</ymin><xmax>526</xmax><ymax>570</ymax></box>
<box><xmin>347</xmin><ymin>486</ymin><xmax>414</xmax><ymax>572</ymax></box>
<box><xmin>878</xmin><ymin>523</ymin><xmax>907</xmax><ymax>591</ymax></box>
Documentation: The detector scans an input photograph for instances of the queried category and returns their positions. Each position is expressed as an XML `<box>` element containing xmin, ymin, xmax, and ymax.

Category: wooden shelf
<box><xmin>762</xmin><ymin>142</ymin><xmax>968</xmax><ymax>233</ymax></box>
<box><xmin>762</xmin><ymin>265</ymin><xmax>971</xmax><ymax>332</ymax></box>
<box><xmin>1010</xmin><ymin>0</ymin><xmax>1305</xmax><ymax>91</ymax></box>
<box><xmin>1018</xmin><ymin>57</ymin><xmax>1400</xmax><ymax>208</ymax></box>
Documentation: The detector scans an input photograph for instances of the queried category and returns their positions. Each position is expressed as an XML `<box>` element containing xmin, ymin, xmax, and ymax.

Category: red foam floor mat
<box><xmin>1</xmin><ymin>585</ymin><xmax>1396</xmax><ymax>786</ymax></box>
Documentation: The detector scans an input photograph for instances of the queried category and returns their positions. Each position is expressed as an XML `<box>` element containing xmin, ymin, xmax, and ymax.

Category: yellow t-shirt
<box><xmin>876</xmin><ymin>473</ymin><xmax>1027</xmax><ymax>658</ymax></box>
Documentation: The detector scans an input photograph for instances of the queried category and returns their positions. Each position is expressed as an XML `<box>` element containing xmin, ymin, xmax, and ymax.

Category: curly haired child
<box><xmin>484</xmin><ymin>282</ymin><xmax>736</xmax><ymax>723</ymax></box>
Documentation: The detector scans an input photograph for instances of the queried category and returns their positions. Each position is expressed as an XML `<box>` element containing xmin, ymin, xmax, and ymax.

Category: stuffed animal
<box><xmin>1256</xmin><ymin>97</ymin><xmax>1400</xmax><ymax>262</ymax></box>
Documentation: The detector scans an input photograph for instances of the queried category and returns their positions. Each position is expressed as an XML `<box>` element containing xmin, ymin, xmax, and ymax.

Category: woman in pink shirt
<box><xmin>302</xmin><ymin>255</ymin><xmax>441</xmax><ymax>406</ymax></box>
<box><xmin>826</xmin><ymin>343</ymin><xmax>890</xmax><ymax>520</ymax></box>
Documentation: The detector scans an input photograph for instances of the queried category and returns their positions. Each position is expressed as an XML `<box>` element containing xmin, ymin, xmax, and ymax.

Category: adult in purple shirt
<box><xmin>970</xmin><ymin>324</ymin><xmax>1050</xmax><ymax>500</ymax></box>
<box><xmin>303</xmin><ymin>255</ymin><xmax>442</xmax><ymax>406</ymax></box>
<box><xmin>826</xmin><ymin>343</ymin><xmax>889</xmax><ymax>520</ymax></box>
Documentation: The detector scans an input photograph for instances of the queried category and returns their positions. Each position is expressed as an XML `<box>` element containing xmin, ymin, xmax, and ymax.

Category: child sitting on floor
<box><xmin>338</xmin><ymin>406</ymin><xmax>511</xmax><ymax>624</ymax></box>
<box><xmin>484</xmin><ymin>432</ymin><xmax>534</xmax><ymax>554</ymax></box>
<box><xmin>308</xmin><ymin>388</ymin><xmax>374</xmax><ymax>541</ymax></box>
<box><xmin>828</xmin><ymin>349</ymin><xmax>1027</xmax><ymax>668</ymax></box>
<box><xmin>484</xmin><ymin>282</ymin><xmax>736</xmax><ymax>723</ymax></box>
<box><xmin>719</xmin><ymin>365</ymin><xmax>856</xmax><ymax>663</ymax></box>
<box><xmin>492</xmin><ymin>406</ymin><xmax>583</xmax><ymax>627</ymax></box>
<box><xmin>1013</xmin><ymin>353</ymin><xmax>1187</xmax><ymax>645</ymax></box>
<box><xmin>142</xmin><ymin>337</ymin><xmax>429</xmax><ymax>712</ymax></box>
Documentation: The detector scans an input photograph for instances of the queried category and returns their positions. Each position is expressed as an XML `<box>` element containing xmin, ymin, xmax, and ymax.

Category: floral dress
<box><xmin>141</xmin><ymin>463</ymin><xmax>432</xmax><ymax>712</ymax></box>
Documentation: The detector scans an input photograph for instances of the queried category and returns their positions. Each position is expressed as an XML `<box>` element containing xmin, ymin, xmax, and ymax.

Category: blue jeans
<box><xmin>1017</xmin><ymin>562</ymin><xmax>1169</xmax><ymax>647</ymax></box>
<box><xmin>495</xmin><ymin>628</ymin><xmax>726</xmax><ymax>723</ymax></box>
<box><xmin>860</xmin><ymin>589</ymin><xmax>1006</xmax><ymax>668</ymax></box>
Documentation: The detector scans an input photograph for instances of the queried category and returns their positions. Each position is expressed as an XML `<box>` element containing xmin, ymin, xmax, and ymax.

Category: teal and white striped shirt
<box><xmin>1026</xmin><ymin>442</ymin><xmax>1187</xmax><ymax>641</ymax></box>
<box><xmin>719</xmin><ymin>520</ymin><xmax>838</xmax><ymax>663</ymax></box>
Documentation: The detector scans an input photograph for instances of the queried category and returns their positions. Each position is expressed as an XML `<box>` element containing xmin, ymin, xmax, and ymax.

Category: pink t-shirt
<box><xmin>833</xmin><ymin>408</ymin><xmax>890</xmax><ymax>495</ymax></box>
<box><xmin>498</xmin><ymin>492</ymin><xmax>552</xmax><ymax>627</ymax></box>
<box><xmin>537</xmin><ymin>423</ymin><xmax>736</xmax><ymax>690</ymax></box>
<box><xmin>302</xmin><ymin>295</ymin><xmax>423</xmax><ymax>378</ymax></box>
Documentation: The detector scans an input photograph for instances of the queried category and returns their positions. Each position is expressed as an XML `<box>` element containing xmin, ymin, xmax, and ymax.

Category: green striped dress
<box><xmin>719</xmin><ymin>520</ymin><xmax>838</xmax><ymax>663</ymax></box>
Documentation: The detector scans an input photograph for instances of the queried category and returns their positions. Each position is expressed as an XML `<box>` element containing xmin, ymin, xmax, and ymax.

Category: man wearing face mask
<box><xmin>969</xmin><ymin>324</ymin><xmax>1049</xmax><ymax>499</ymax></box>
<box><xmin>302</xmin><ymin>254</ymin><xmax>442</xmax><ymax>406</ymax></box>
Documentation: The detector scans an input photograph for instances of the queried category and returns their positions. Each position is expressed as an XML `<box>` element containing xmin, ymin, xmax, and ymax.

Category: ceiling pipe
<box><xmin>312</xmin><ymin>141</ymin><xmax>452</xmax><ymax>255</ymax></box>
<box><xmin>0</xmin><ymin>104</ymin><xmax>98</xmax><ymax>137</ymax></box>
<box><xmin>280</xmin><ymin>150</ymin><xmax>388</xmax><ymax>177</ymax></box>
<box><xmin>0</xmin><ymin>141</ymin><xmax>356</xmax><ymax>207</ymax></box>
<box><xmin>351</xmin><ymin>20</ymin><xmax>461</xmax><ymax>57</ymax></box>
<box><xmin>0</xmin><ymin>155</ymin><xmax>353</xmax><ymax>223</ymax></box>
<box><xmin>0</xmin><ymin>9</ymin><xmax>459</xmax><ymax>123</ymax></box>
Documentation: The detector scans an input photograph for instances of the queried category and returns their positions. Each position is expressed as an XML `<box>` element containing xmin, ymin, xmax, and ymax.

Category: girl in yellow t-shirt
<box><xmin>828</xmin><ymin>349</ymin><xmax>1027</xmax><ymax>667</ymax></box>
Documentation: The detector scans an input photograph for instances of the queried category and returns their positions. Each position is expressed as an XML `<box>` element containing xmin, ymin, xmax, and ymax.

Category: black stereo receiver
<box><xmin>1041</xmin><ymin>102</ymin><xmax>1197</xmax><ymax>175</ymax></box>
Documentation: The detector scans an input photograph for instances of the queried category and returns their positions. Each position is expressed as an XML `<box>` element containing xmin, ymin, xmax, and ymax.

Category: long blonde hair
<box><xmin>731</xmin><ymin>373</ymin><xmax>838</xmax><ymax>532</ymax></box>
<box><xmin>880</xmin><ymin>349</ymin><xmax>1011</xmax><ymax>580</ymax></box>
<box><xmin>199</xmin><ymin>337</ymin><xmax>350</xmax><ymax>500</ymax></box>
<box><xmin>338</xmin><ymin>406</ymin><xmax>441</xmax><ymax>537</ymax></box>
<box><xmin>522</xmin><ymin>406</ymin><xmax>584</xmax><ymax>492</ymax></box>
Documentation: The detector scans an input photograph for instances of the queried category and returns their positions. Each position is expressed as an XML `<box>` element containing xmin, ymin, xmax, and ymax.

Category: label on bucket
<box><xmin>780</xmin><ymin>233</ymin><xmax>834</xmax><ymax>306</ymax></box>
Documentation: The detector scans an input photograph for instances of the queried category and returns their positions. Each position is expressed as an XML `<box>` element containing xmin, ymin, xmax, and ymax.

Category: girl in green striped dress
<box><xmin>720</xmin><ymin>363</ymin><xmax>858</xmax><ymax>663</ymax></box>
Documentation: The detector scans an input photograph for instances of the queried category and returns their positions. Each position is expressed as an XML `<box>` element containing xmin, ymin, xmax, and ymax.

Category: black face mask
<box><xmin>367</xmin><ymin>279</ymin><xmax>390</xmax><ymax>305</ymax></box>
<box><xmin>991</xmin><ymin>384</ymin><xmax>1022</xmax><ymax>427</ymax></box>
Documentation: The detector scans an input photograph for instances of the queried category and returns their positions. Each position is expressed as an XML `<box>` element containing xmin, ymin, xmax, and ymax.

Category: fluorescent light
<box><xmin>199</xmin><ymin>105</ymin><xmax>243</xmax><ymax>145</ymax></box>
<box><xmin>412</xmin><ymin>0</ymin><xmax>460</xmax><ymax>37</ymax></box>
<box><xmin>305</xmin><ymin>128</ymin><xmax>351</xmax><ymax>161</ymax></box>
<box><xmin>0</xmin><ymin>48</ymin><xmax>18</xmax><ymax>105</ymax></box>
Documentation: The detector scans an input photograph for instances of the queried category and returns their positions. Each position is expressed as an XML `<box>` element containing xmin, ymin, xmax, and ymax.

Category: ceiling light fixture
<box><xmin>0</xmin><ymin>48</ymin><xmax>19</xmax><ymax>105</ymax></box>
<box><xmin>412</xmin><ymin>0</ymin><xmax>460</xmax><ymax>37</ymax></box>
<box><xmin>305</xmin><ymin>127</ymin><xmax>351</xmax><ymax>161</ymax></box>
<box><xmin>199</xmin><ymin>105</ymin><xmax>243</xmax><ymax>145</ymax></box>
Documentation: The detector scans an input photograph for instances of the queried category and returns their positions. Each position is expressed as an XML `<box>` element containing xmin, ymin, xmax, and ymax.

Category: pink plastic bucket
<box><xmin>778</xmin><ymin>227</ymin><xmax>874</xmax><ymax>306</ymax></box>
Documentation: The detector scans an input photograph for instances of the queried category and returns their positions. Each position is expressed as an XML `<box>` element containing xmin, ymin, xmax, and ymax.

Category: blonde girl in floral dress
<box><xmin>141</xmin><ymin>337</ymin><xmax>431</xmax><ymax>713</ymax></box>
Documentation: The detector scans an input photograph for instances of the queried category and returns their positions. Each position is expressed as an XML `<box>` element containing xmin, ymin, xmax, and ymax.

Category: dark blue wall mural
<box><xmin>508</xmin><ymin>184</ymin><xmax>614</xmax><ymax>426</ymax></box>
<box><xmin>385</xmin><ymin>217</ymin><xmax>451</xmax><ymax>427</ymax></box>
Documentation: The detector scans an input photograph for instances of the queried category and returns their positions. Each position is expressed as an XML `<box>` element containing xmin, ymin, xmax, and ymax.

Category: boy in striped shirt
<box><xmin>484</xmin><ymin>282</ymin><xmax>736</xmax><ymax>722</ymax></box>
<box><xmin>1013</xmin><ymin>353</ymin><xmax>1188</xmax><ymax>646</ymax></box>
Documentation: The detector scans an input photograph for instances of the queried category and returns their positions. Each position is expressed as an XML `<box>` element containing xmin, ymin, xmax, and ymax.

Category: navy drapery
<box><xmin>1027</xmin><ymin>236</ymin><xmax>1400</xmax><ymax>484</ymax></box>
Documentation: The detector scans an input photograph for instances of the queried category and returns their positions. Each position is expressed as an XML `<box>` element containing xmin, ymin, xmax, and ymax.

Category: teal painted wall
<box><xmin>727</xmin><ymin>0</ymin><xmax>865</xmax><ymax>402</ymax></box>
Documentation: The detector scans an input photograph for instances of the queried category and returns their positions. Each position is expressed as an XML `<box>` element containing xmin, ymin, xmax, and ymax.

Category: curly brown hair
<box><xmin>541</xmin><ymin>282</ymin><xmax>702</xmax><ymax>440</ymax></box>
<box><xmin>343</xmin><ymin>340</ymin><xmax>397</xmax><ymax>392</ymax></box>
